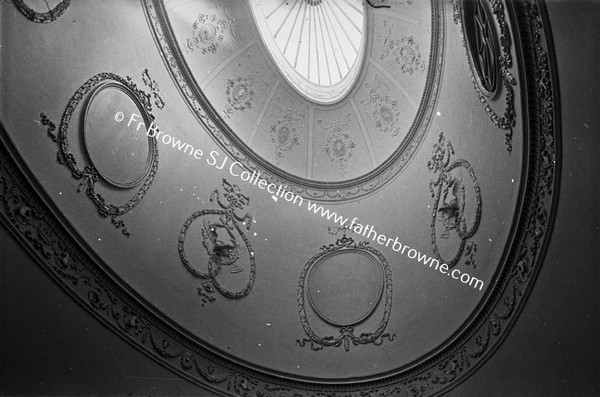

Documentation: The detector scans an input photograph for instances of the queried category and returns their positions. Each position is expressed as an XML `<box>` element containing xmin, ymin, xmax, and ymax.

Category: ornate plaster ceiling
<box><xmin>0</xmin><ymin>0</ymin><xmax>561</xmax><ymax>395</ymax></box>
<box><xmin>248</xmin><ymin>0</ymin><xmax>367</xmax><ymax>103</ymax></box>
<box><xmin>154</xmin><ymin>0</ymin><xmax>440</xmax><ymax>199</ymax></box>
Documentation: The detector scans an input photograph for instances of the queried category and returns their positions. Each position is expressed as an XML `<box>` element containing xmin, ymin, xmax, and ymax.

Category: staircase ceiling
<box><xmin>0</xmin><ymin>0</ymin><xmax>561</xmax><ymax>395</ymax></box>
<box><xmin>161</xmin><ymin>0</ymin><xmax>440</xmax><ymax>199</ymax></box>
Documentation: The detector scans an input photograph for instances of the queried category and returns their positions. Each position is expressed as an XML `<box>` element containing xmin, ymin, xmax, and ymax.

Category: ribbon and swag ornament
<box><xmin>428</xmin><ymin>132</ymin><xmax>482</xmax><ymax>268</ymax></box>
<box><xmin>297</xmin><ymin>228</ymin><xmax>395</xmax><ymax>352</ymax></box>
<box><xmin>178</xmin><ymin>179</ymin><xmax>256</xmax><ymax>306</ymax></box>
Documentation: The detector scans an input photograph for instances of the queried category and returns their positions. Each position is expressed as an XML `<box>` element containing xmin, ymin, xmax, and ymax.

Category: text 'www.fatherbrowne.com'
<box><xmin>119</xmin><ymin>114</ymin><xmax>484</xmax><ymax>291</ymax></box>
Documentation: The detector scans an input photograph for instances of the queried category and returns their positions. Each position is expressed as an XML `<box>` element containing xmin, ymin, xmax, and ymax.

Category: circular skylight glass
<box><xmin>249</xmin><ymin>0</ymin><xmax>366</xmax><ymax>104</ymax></box>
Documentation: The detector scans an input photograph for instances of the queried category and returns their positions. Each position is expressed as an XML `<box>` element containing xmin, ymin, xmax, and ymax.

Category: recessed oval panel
<box><xmin>463</xmin><ymin>0</ymin><xmax>500</xmax><ymax>97</ymax></box>
<box><xmin>84</xmin><ymin>83</ymin><xmax>155</xmax><ymax>188</ymax></box>
<box><xmin>307</xmin><ymin>250</ymin><xmax>384</xmax><ymax>326</ymax></box>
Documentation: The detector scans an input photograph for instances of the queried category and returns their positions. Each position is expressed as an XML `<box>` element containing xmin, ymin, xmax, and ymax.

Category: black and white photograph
<box><xmin>0</xmin><ymin>0</ymin><xmax>597</xmax><ymax>395</ymax></box>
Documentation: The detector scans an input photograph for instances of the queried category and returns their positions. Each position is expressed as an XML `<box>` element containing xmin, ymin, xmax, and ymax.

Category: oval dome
<box><xmin>0</xmin><ymin>0</ymin><xmax>564</xmax><ymax>395</ymax></box>
<box><xmin>159</xmin><ymin>0</ymin><xmax>440</xmax><ymax>200</ymax></box>
<box><xmin>249</xmin><ymin>0</ymin><xmax>367</xmax><ymax>104</ymax></box>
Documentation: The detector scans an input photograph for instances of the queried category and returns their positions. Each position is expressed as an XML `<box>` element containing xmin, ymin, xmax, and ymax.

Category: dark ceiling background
<box><xmin>0</xmin><ymin>1</ymin><xmax>598</xmax><ymax>396</ymax></box>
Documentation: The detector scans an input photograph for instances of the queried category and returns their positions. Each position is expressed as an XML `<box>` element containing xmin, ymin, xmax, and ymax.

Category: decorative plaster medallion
<box><xmin>185</xmin><ymin>6</ymin><xmax>236</xmax><ymax>55</ymax></box>
<box><xmin>297</xmin><ymin>229</ymin><xmax>394</xmax><ymax>351</ymax></box>
<box><xmin>458</xmin><ymin>0</ymin><xmax>516</xmax><ymax>153</ymax></box>
<box><xmin>221</xmin><ymin>53</ymin><xmax>266</xmax><ymax>120</ymax></box>
<box><xmin>178</xmin><ymin>179</ymin><xmax>256</xmax><ymax>305</ymax></box>
<box><xmin>428</xmin><ymin>132</ymin><xmax>481</xmax><ymax>268</ymax></box>
<box><xmin>142</xmin><ymin>0</ymin><xmax>444</xmax><ymax>200</ymax></box>
<box><xmin>224</xmin><ymin>73</ymin><xmax>259</xmax><ymax>119</ymax></box>
<box><xmin>379</xmin><ymin>22</ymin><xmax>426</xmax><ymax>75</ymax></box>
<box><xmin>360</xmin><ymin>73</ymin><xmax>402</xmax><ymax>137</ymax></box>
<box><xmin>462</xmin><ymin>0</ymin><xmax>500</xmax><ymax>96</ymax></box>
<box><xmin>41</xmin><ymin>71</ymin><xmax>160</xmax><ymax>236</ymax></box>
<box><xmin>319</xmin><ymin>116</ymin><xmax>358</xmax><ymax>176</ymax></box>
<box><xmin>268</xmin><ymin>101</ymin><xmax>303</xmax><ymax>163</ymax></box>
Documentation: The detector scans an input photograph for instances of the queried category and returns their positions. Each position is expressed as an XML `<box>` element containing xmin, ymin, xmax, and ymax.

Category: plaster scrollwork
<box><xmin>178</xmin><ymin>179</ymin><xmax>256</xmax><ymax>305</ymax></box>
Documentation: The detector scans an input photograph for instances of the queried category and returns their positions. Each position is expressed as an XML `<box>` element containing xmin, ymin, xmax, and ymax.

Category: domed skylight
<box><xmin>249</xmin><ymin>0</ymin><xmax>366</xmax><ymax>104</ymax></box>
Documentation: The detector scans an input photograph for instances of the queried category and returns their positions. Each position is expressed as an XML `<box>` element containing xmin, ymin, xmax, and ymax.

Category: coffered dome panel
<box><xmin>156</xmin><ymin>0</ymin><xmax>441</xmax><ymax>200</ymax></box>
<box><xmin>251</xmin><ymin>83</ymin><xmax>311</xmax><ymax>176</ymax></box>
